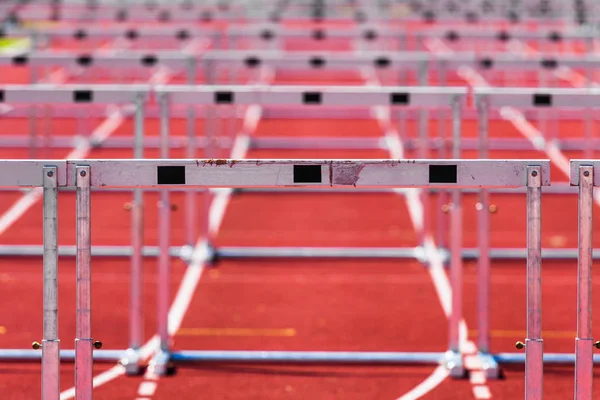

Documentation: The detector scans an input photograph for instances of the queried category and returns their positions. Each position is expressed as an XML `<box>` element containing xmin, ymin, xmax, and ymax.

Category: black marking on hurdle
<box><xmin>497</xmin><ymin>30</ymin><xmax>510</xmax><ymax>42</ymax></box>
<box><xmin>445</xmin><ymin>30</ymin><xmax>459</xmax><ymax>42</ymax></box>
<box><xmin>533</xmin><ymin>93</ymin><xmax>552</xmax><ymax>107</ymax></box>
<box><xmin>465</xmin><ymin>11</ymin><xmax>479</xmax><ymax>23</ymax></box>
<box><xmin>157</xmin><ymin>166</ymin><xmax>186</xmax><ymax>185</ymax></box>
<box><xmin>540</xmin><ymin>58</ymin><xmax>558</xmax><ymax>70</ymax></box>
<box><xmin>180</xmin><ymin>1</ymin><xmax>194</xmax><ymax>10</ymax></box>
<box><xmin>217</xmin><ymin>0</ymin><xmax>229</xmax><ymax>11</ymax></box>
<box><xmin>313</xmin><ymin>29</ymin><xmax>325</xmax><ymax>41</ymax></box>
<box><xmin>261</xmin><ymin>29</ymin><xmax>275</xmax><ymax>41</ymax></box>
<box><xmin>76</xmin><ymin>54</ymin><xmax>93</xmax><ymax>67</ymax></box>
<box><xmin>422</xmin><ymin>10</ymin><xmax>436</xmax><ymax>23</ymax></box>
<box><xmin>0</xmin><ymin>90</ymin><xmax>4</xmax><ymax>103</ymax></box>
<box><xmin>215</xmin><ymin>91</ymin><xmax>234</xmax><ymax>104</ymax></box>
<box><xmin>157</xmin><ymin>10</ymin><xmax>171</xmax><ymax>22</ymax></box>
<box><xmin>125</xmin><ymin>29</ymin><xmax>139</xmax><ymax>40</ymax></box>
<box><xmin>479</xmin><ymin>57</ymin><xmax>493</xmax><ymax>70</ymax></box>
<box><xmin>244</xmin><ymin>56</ymin><xmax>261</xmax><ymax>68</ymax></box>
<box><xmin>482</xmin><ymin>0</ymin><xmax>494</xmax><ymax>13</ymax></box>
<box><xmin>363</xmin><ymin>29</ymin><xmax>378</xmax><ymax>41</ymax></box>
<box><xmin>6</xmin><ymin>12</ymin><xmax>20</xmax><ymax>26</ymax></box>
<box><xmin>446</xmin><ymin>1</ymin><xmax>458</xmax><ymax>13</ymax></box>
<box><xmin>355</xmin><ymin>11</ymin><xmax>367</xmax><ymax>23</ymax></box>
<box><xmin>176</xmin><ymin>29</ymin><xmax>190</xmax><ymax>41</ymax></box>
<box><xmin>73</xmin><ymin>90</ymin><xmax>93</xmax><ymax>103</ymax></box>
<box><xmin>548</xmin><ymin>31</ymin><xmax>562</xmax><ymax>42</ymax></box>
<box><xmin>303</xmin><ymin>92</ymin><xmax>322</xmax><ymax>105</ymax></box>
<box><xmin>73</xmin><ymin>29</ymin><xmax>88</xmax><ymax>40</ymax></box>
<box><xmin>309</xmin><ymin>57</ymin><xmax>326</xmax><ymax>68</ymax></box>
<box><xmin>200</xmin><ymin>11</ymin><xmax>213</xmax><ymax>23</ymax></box>
<box><xmin>115</xmin><ymin>9</ymin><xmax>128</xmax><ymax>22</ymax></box>
<box><xmin>293</xmin><ymin>165</ymin><xmax>322</xmax><ymax>183</ymax></box>
<box><xmin>269</xmin><ymin>12</ymin><xmax>281</xmax><ymax>23</ymax></box>
<box><xmin>375</xmin><ymin>57</ymin><xmax>391</xmax><ymax>68</ymax></box>
<box><xmin>141</xmin><ymin>54</ymin><xmax>158</xmax><ymax>67</ymax></box>
<box><xmin>429</xmin><ymin>165</ymin><xmax>457</xmax><ymax>184</ymax></box>
<box><xmin>390</xmin><ymin>93</ymin><xmax>410</xmax><ymax>105</ymax></box>
<box><xmin>12</xmin><ymin>55</ymin><xmax>28</xmax><ymax>66</ymax></box>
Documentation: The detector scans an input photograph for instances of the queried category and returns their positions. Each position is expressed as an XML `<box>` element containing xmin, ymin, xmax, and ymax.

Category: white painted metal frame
<box><xmin>0</xmin><ymin>157</ymin><xmax>548</xmax><ymax>397</ymax></box>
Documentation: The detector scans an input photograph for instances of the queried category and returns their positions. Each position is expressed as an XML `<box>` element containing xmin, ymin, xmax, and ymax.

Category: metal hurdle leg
<box><xmin>524</xmin><ymin>165</ymin><xmax>543</xmax><ymax>400</ymax></box>
<box><xmin>75</xmin><ymin>165</ymin><xmax>94</xmax><ymax>400</ymax></box>
<box><xmin>476</xmin><ymin>96</ymin><xmax>500</xmax><ymax>378</ymax></box>
<box><xmin>436</xmin><ymin>59</ymin><xmax>450</xmax><ymax>254</ymax></box>
<box><xmin>443</xmin><ymin>95</ymin><xmax>465</xmax><ymax>378</ymax></box>
<box><xmin>575</xmin><ymin>165</ymin><xmax>594</xmax><ymax>399</ymax></box>
<box><xmin>149</xmin><ymin>93</ymin><xmax>173</xmax><ymax>376</ymax></box>
<box><xmin>181</xmin><ymin>57</ymin><xmax>199</xmax><ymax>255</ymax></box>
<box><xmin>120</xmin><ymin>94</ymin><xmax>145</xmax><ymax>375</ymax></box>
<box><xmin>417</xmin><ymin>60</ymin><xmax>430</xmax><ymax>250</ymax></box>
<box><xmin>42</xmin><ymin>166</ymin><xmax>60</xmax><ymax>400</ymax></box>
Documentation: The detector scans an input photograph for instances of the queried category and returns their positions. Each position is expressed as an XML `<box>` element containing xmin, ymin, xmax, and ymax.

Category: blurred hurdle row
<box><xmin>1</xmin><ymin>84</ymin><xmax>600</xmax><ymax>386</ymax></box>
<box><xmin>4</xmin><ymin>49</ymin><xmax>600</xmax><ymax>153</ymax></box>
<box><xmin>2</xmin><ymin>20</ymin><xmax>600</xmax><ymax>52</ymax></box>
<box><xmin>0</xmin><ymin>0</ymin><xmax>591</xmax><ymax>25</ymax></box>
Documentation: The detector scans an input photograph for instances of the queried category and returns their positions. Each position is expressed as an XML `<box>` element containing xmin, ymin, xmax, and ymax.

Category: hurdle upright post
<box><xmin>184</xmin><ymin>56</ymin><xmax>198</xmax><ymax>252</ymax></box>
<box><xmin>446</xmin><ymin>94</ymin><xmax>464</xmax><ymax>378</ymax></box>
<box><xmin>124</xmin><ymin>93</ymin><xmax>145</xmax><ymax>375</ymax></box>
<box><xmin>156</xmin><ymin>92</ymin><xmax>172</xmax><ymax>371</ymax></box>
<box><xmin>417</xmin><ymin>58</ymin><xmax>430</xmax><ymax>249</ymax></box>
<box><xmin>476</xmin><ymin>94</ymin><xmax>499</xmax><ymax>377</ymax></box>
<box><xmin>575</xmin><ymin>165</ymin><xmax>594</xmax><ymax>400</ymax></box>
<box><xmin>42</xmin><ymin>166</ymin><xmax>60</xmax><ymax>400</ymax></box>
<box><xmin>75</xmin><ymin>165</ymin><xmax>92</xmax><ymax>400</ymax></box>
<box><xmin>525</xmin><ymin>165</ymin><xmax>543</xmax><ymax>400</ymax></box>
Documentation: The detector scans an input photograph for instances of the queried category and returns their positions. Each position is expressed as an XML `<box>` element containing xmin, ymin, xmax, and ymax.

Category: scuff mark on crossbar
<box><xmin>332</xmin><ymin>162</ymin><xmax>365</xmax><ymax>186</ymax></box>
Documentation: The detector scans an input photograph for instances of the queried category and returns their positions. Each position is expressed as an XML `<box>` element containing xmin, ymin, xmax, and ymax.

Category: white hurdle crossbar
<box><xmin>4</xmin><ymin>158</ymin><xmax>550</xmax><ymax>398</ymax></box>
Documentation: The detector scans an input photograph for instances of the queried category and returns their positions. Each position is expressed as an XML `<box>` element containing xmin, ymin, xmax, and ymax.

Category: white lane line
<box><xmin>137</xmin><ymin>381</ymin><xmax>157</xmax><ymax>397</ymax></box>
<box><xmin>366</xmin><ymin>53</ymin><xmax>490</xmax><ymax>398</ymax></box>
<box><xmin>396</xmin><ymin>366</ymin><xmax>450</xmax><ymax>400</ymax></box>
<box><xmin>361</xmin><ymin>67</ymin><xmax>460</xmax><ymax>399</ymax></box>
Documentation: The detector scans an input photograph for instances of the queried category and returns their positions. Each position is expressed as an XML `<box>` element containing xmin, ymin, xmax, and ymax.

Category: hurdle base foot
<box><xmin>443</xmin><ymin>350</ymin><xmax>465</xmax><ymax>378</ymax></box>
<box><xmin>478</xmin><ymin>352</ymin><xmax>501</xmax><ymax>379</ymax></box>
<box><xmin>148</xmin><ymin>350</ymin><xmax>174</xmax><ymax>377</ymax></box>
<box><xmin>180</xmin><ymin>242</ymin><xmax>218</xmax><ymax>266</ymax></box>
<box><xmin>119</xmin><ymin>348</ymin><xmax>142</xmax><ymax>376</ymax></box>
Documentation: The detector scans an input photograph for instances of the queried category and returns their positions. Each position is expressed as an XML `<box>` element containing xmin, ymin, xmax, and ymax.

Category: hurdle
<box><xmin>4</xmin><ymin>157</ymin><xmax>548</xmax><ymax>397</ymax></box>
<box><xmin>472</xmin><ymin>88</ymin><xmax>600</xmax><ymax>382</ymax></box>
<box><xmin>150</xmin><ymin>84</ymin><xmax>478</xmax><ymax>376</ymax></box>
<box><xmin>0</xmin><ymin>85</ymin><xmax>151</xmax><ymax>374</ymax></box>
<box><xmin>570</xmin><ymin>159</ymin><xmax>600</xmax><ymax>400</ymax></box>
